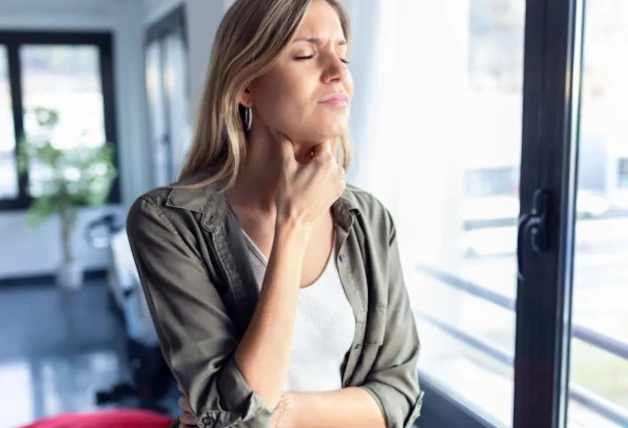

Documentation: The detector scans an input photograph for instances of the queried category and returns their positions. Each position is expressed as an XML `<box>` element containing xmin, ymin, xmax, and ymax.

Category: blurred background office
<box><xmin>0</xmin><ymin>0</ymin><xmax>626</xmax><ymax>427</ymax></box>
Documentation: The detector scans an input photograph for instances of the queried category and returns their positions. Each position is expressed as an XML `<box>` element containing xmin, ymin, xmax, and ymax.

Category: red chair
<box><xmin>22</xmin><ymin>409</ymin><xmax>174</xmax><ymax>428</ymax></box>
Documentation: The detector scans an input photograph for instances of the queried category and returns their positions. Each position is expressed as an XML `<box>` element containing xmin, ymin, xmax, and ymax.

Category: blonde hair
<box><xmin>178</xmin><ymin>0</ymin><xmax>351</xmax><ymax>189</ymax></box>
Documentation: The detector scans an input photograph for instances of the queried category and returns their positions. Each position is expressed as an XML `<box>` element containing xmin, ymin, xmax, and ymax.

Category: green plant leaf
<box><xmin>18</xmin><ymin>106</ymin><xmax>118</xmax><ymax>227</ymax></box>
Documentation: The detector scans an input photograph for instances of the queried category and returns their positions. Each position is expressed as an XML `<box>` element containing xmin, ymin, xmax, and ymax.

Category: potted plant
<box><xmin>18</xmin><ymin>106</ymin><xmax>117</xmax><ymax>290</ymax></box>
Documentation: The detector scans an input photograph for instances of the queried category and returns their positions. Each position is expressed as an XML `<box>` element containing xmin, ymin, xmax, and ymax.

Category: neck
<box><xmin>228</xmin><ymin>125</ymin><xmax>330</xmax><ymax>214</ymax></box>
<box><xmin>227</xmin><ymin>127</ymin><xmax>281</xmax><ymax>214</ymax></box>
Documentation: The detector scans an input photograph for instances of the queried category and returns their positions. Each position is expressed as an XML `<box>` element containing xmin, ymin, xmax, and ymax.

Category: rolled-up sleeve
<box><xmin>126</xmin><ymin>197</ymin><xmax>275</xmax><ymax>428</ymax></box>
<box><xmin>359</xmin><ymin>211</ymin><xmax>424</xmax><ymax>428</ymax></box>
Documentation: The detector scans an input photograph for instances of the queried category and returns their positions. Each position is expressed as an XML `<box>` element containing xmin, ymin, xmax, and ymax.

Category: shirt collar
<box><xmin>165</xmin><ymin>171</ymin><xmax>361</xmax><ymax>232</ymax></box>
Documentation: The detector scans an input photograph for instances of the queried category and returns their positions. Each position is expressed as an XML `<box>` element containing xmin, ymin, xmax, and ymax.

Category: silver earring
<box><xmin>245</xmin><ymin>107</ymin><xmax>253</xmax><ymax>131</ymax></box>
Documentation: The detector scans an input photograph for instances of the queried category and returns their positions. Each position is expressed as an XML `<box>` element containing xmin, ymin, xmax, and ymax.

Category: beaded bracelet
<box><xmin>275</xmin><ymin>394</ymin><xmax>291</xmax><ymax>428</ymax></box>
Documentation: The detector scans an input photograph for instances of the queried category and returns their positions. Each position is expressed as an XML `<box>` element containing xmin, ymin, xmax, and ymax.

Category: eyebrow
<box><xmin>292</xmin><ymin>37</ymin><xmax>347</xmax><ymax>46</ymax></box>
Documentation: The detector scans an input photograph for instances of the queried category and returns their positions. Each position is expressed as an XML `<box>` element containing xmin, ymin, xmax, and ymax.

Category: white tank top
<box><xmin>241</xmin><ymin>231</ymin><xmax>356</xmax><ymax>393</ymax></box>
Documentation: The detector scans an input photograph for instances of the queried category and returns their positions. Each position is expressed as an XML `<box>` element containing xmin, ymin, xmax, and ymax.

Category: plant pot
<box><xmin>56</xmin><ymin>259</ymin><xmax>84</xmax><ymax>291</ymax></box>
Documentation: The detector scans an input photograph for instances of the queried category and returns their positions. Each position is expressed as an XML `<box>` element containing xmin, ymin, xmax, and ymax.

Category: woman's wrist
<box><xmin>274</xmin><ymin>215</ymin><xmax>311</xmax><ymax>248</ymax></box>
<box><xmin>275</xmin><ymin>211</ymin><xmax>310</xmax><ymax>234</ymax></box>
<box><xmin>274</xmin><ymin>394</ymin><xmax>293</xmax><ymax>428</ymax></box>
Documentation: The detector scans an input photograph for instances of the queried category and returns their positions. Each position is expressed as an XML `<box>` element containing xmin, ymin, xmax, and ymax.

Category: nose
<box><xmin>321</xmin><ymin>52</ymin><xmax>348</xmax><ymax>84</ymax></box>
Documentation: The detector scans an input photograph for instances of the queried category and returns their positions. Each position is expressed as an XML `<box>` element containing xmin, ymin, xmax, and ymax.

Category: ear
<box><xmin>239</xmin><ymin>87</ymin><xmax>253</xmax><ymax>108</ymax></box>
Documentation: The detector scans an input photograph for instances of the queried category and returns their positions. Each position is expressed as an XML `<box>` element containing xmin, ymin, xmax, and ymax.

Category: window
<box><xmin>0</xmin><ymin>32</ymin><xmax>118</xmax><ymax>210</ymax></box>
<box><xmin>411</xmin><ymin>0</ymin><xmax>524</xmax><ymax>423</ymax></box>
<box><xmin>568</xmin><ymin>1</ymin><xmax>628</xmax><ymax>426</ymax></box>
<box><xmin>351</xmin><ymin>0</ymin><xmax>628</xmax><ymax>426</ymax></box>
<box><xmin>144</xmin><ymin>7</ymin><xmax>191</xmax><ymax>187</ymax></box>
<box><xmin>0</xmin><ymin>45</ymin><xmax>18</xmax><ymax>199</ymax></box>
<box><xmin>351</xmin><ymin>0</ymin><xmax>525</xmax><ymax>424</ymax></box>
<box><xmin>465</xmin><ymin>167</ymin><xmax>520</xmax><ymax>199</ymax></box>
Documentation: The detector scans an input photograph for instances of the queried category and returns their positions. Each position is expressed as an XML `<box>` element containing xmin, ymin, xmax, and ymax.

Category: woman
<box><xmin>126</xmin><ymin>0</ymin><xmax>423</xmax><ymax>427</ymax></box>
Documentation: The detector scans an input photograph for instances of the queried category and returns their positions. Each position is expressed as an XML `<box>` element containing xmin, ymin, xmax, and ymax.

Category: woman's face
<box><xmin>246</xmin><ymin>0</ymin><xmax>352</xmax><ymax>148</ymax></box>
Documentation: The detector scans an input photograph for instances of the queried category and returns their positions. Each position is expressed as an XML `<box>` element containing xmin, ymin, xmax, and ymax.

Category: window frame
<box><xmin>418</xmin><ymin>375</ymin><xmax>507</xmax><ymax>428</ymax></box>
<box><xmin>0</xmin><ymin>30</ymin><xmax>119</xmax><ymax>211</ymax></box>
<box><xmin>417</xmin><ymin>0</ymin><xmax>584</xmax><ymax>426</ymax></box>
<box><xmin>145</xmin><ymin>5</ymin><xmax>187</xmax><ymax>46</ymax></box>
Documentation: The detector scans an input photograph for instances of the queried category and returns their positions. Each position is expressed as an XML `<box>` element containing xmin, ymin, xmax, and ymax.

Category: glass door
<box><xmin>351</xmin><ymin>0</ymin><xmax>622</xmax><ymax>426</ymax></box>
<box><xmin>145</xmin><ymin>40</ymin><xmax>169</xmax><ymax>187</ymax></box>
<box><xmin>405</xmin><ymin>0</ymin><xmax>526</xmax><ymax>424</ymax></box>
<box><xmin>144</xmin><ymin>7</ymin><xmax>190</xmax><ymax>188</ymax></box>
<box><xmin>162</xmin><ymin>31</ymin><xmax>189</xmax><ymax>180</ymax></box>
<box><xmin>348</xmin><ymin>0</ymin><xmax>526</xmax><ymax>425</ymax></box>
<box><xmin>566</xmin><ymin>0</ymin><xmax>628</xmax><ymax>426</ymax></box>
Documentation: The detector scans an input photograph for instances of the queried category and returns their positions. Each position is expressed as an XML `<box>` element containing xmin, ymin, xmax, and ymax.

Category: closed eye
<box><xmin>295</xmin><ymin>55</ymin><xmax>350</xmax><ymax>64</ymax></box>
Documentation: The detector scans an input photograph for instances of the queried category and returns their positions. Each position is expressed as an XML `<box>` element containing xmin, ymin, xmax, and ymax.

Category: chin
<box><xmin>314</xmin><ymin>119</ymin><xmax>348</xmax><ymax>140</ymax></box>
<box><xmin>301</xmin><ymin>129</ymin><xmax>345</xmax><ymax>143</ymax></box>
<box><xmin>286</xmin><ymin>114</ymin><xmax>348</xmax><ymax>142</ymax></box>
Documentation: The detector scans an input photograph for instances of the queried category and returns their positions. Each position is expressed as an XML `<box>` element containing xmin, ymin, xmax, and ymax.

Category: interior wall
<box><xmin>142</xmin><ymin>0</ymin><xmax>182</xmax><ymax>26</ymax></box>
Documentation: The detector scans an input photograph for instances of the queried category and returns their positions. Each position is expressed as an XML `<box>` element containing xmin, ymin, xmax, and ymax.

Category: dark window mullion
<box><xmin>514</xmin><ymin>0</ymin><xmax>583</xmax><ymax>427</ymax></box>
<box><xmin>98</xmin><ymin>34</ymin><xmax>120</xmax><ymax>203</ymax></box>
<box><xmin>7</xmin><ymin>41</ymin><xmax>29</xmax><ymax>206</ymax></box>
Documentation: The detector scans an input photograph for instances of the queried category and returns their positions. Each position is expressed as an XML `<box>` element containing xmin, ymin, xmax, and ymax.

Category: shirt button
<box><xmin>339</xmin><ymin>254</ymin><xmax>346</xmax><ymax>262</ymax></box>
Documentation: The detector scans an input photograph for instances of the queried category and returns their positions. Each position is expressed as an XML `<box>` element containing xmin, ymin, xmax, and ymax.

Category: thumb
<box><xmin>278</xmin><ymin>135</ymin><xmax>296</xmax><ymax>168</ymax></box>
<box><xmin>311</xmin><ymin>140</ymin><xmax>333</xmax><ymax>158</ymax></box>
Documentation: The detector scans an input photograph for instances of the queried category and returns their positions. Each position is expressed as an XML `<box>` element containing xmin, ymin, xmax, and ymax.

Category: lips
<box><xmin>319</xmin><ymin>92</ymin><xmax>349</xmax><ymax>104</ymax></box>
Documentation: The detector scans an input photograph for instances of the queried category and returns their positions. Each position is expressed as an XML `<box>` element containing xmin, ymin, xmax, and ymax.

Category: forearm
<box><xmin>284</xmin><ymin>387</ymin><xmax>386</xmax><ymax>428</ymax></box>
<box><xmin>234</xmin><ymin>220</ymin><xmax>309</xmax><ymax>410</ymax></box>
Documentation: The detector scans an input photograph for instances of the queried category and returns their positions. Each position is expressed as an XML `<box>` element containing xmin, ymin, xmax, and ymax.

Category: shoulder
<box><xmin>126</xmin><ymin>173</ymin><xmax>224</xmax><ymax>235</ymax></box>
<box><xmin>129</xmin><ymin>186</ymin><xmax>172</xmax><ymax>212</ymax></box>
<box><xmin>131</xmin><ymin>171</ymin><xmax>221</xmax><ymax>213</ymax></box>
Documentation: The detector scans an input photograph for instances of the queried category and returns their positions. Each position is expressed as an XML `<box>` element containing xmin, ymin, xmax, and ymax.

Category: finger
<box><xmin>178</xmin><ymin>395</ymin><xmax>193</xmax><ymax>412</ymax></box>
<box><xmin>311</xmin><ymin>140</ymin><xmax>333</xmax><ymax>158</ymax></box>
<box><xmin>180</xmin><ymin>411</ymin><xmax>196</xmax><ymax>425</ymax></box>
<box><xmin>278</xmin><ymin>137</ymin><xmax>297</xmax><ymax>168</ymax></box>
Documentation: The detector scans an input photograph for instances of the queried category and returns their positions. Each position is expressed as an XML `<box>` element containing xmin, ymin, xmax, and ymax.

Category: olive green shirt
<box><xmin>126</xmin><ymin>177</ymin><xmax>423</xmax><ymax>428</ymax></box>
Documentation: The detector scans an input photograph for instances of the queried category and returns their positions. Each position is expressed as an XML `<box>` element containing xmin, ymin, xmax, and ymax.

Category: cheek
<box><xmin>254</xmin><ymin>76</ymin><xmax>311</xmax><ymax>133</ymax></box>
